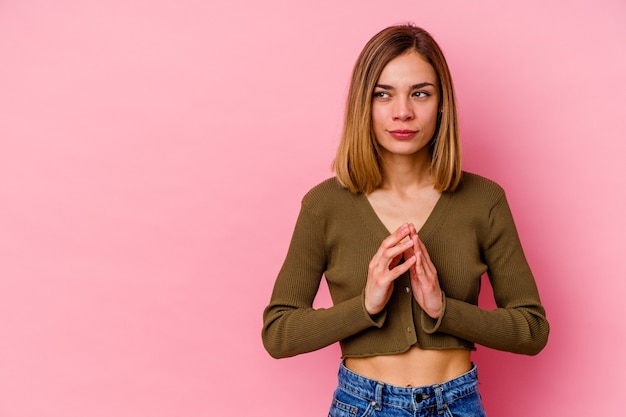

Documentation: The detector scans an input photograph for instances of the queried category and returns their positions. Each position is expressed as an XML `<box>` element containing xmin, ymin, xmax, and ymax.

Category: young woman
<box><xmin>262</xmin><ymin>24</ymin><xmax>549</xmax><ymax>417</ymax></box>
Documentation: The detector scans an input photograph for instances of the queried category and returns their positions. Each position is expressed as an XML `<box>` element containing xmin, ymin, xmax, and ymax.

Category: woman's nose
<box><xmin>392</xmin><ymin>98</ymin><xmax>414</xmax><ymax>121</ymax></box>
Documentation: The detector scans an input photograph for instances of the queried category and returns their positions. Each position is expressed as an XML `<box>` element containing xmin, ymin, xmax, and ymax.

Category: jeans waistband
<box><xmin>337</xmin><ymin>361</ymin><xmax>479</xmax><ymax>412</ymax></box>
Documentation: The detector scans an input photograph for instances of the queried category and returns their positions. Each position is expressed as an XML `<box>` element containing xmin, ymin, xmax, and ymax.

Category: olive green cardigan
<box><xmin>262</xmin><ymin>173</ymin><xmax>549</xmax><ymax>359</ymax></box>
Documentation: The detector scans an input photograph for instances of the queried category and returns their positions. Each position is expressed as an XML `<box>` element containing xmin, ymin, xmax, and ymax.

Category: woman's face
<box><xmin>371</xmin><ymin>51</ymin><xmax>440</xmax><ymax>160</ymax></box>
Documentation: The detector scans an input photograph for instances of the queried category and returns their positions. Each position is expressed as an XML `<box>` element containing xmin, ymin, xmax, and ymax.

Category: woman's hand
<box><xmin>364</xmin><ymin>224</ymin><xmax>417</xmax><ymax>316</ymax></box>
<box><xmin>407</xmin><ymin>224</ymin><xmax>443</xmax><ymax>319</ymax></box>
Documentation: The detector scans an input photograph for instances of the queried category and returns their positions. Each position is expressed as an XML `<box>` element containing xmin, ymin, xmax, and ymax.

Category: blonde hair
<box><xmin>333</xmin><ymin>24</ymin><xmax>461</xmax><ymax>194</ymax></box>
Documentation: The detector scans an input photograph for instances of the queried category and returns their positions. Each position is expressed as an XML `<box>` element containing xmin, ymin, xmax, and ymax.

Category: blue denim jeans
<box><xmin>328</xmin><ymin>362</ymin><xmax>486</xmax><ymax>417</ymax></box>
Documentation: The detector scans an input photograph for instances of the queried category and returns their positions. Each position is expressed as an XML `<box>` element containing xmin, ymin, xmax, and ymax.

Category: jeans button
<box><xmin>415</xmin><ymin>393</ymin><xmax>423</xmax><ymax>402</ymax></box>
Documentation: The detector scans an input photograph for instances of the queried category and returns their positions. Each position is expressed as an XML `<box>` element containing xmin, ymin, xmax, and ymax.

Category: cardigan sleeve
<box><xmin>422</xmin><ymin>193</ymin><xmax>550</xmax><ymax>355</ymax></box>
<box><xmin>262</xmin><ymin>201</ymin><xmax>385</xmax><ymax>359</ymax></box>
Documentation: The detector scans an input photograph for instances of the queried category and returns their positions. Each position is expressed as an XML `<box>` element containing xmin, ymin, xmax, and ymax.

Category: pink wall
<box><xmin>0</xmin><ymin>1</ymin><xmax>624</xmax><ymax>416</ymax></box>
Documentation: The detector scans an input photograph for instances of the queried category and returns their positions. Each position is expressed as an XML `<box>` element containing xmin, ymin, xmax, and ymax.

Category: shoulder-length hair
<box><xmin>332</xmin><ymin>24</ymin><xmax>461</xmax><ymax>194</ymax></box>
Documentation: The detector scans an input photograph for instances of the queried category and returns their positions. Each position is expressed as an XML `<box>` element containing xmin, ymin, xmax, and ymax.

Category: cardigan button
<box><xmin>406</xmin><ymin>327</ymin><xmax>412</xmax><ymax>333</ymax></box>
<box><xmin>404</xmin><ymin>286</ymin><xmax>410</xmax><ymax>293</ymax></box>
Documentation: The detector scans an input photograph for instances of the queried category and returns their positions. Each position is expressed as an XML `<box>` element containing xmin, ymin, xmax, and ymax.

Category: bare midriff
<box><xmin>344</xmin><ymin>345</ymin><xmax>471</xmax><ymax>387</ymax></box>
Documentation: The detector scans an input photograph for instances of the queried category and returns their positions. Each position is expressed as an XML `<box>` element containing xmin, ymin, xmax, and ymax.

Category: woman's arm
<box><xmin>420</xmin><ymin>194</ymin><xmax>550</xmax><ymax>355</ymax></box>
<box><xmin>261</xmin><ymin>203</ymin><xmax>384</xmax><ymax>358</ymax></box>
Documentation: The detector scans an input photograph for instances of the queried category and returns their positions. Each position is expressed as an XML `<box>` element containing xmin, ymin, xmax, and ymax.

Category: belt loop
<box><xmin>434</xmin><ymin>385</ymin><xmax>446</xmax><ymax>414</ymax></box>
<box><xmin>372</xmin><ymin>382</ymin><xmax>384</xmax><ymax>411</ymax></box>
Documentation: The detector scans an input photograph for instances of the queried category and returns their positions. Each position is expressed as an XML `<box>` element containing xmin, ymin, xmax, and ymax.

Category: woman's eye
<box><xmin>373</xmin><ymin>91</ymin><xmax>390</xmax><ymax>99</ymax></box>
<box><xmin>413</xmin><ymin>91</ymin><xmax>430</xmax><ymax>98</ymax></box>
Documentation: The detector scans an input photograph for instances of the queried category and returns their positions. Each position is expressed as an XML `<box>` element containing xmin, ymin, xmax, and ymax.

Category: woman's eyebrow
<box><xmin>412</xmin><ymin>82</ymin><xmax>436</xmax><ymax>89</ymax></box>
<box><xmin>374</xmin><ymin>82</ymin><xmax>436</xmax><ymax>90</ymax></box>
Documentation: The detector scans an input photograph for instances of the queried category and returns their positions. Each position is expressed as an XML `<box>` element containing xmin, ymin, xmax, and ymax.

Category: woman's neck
<box><xmin>378</xmin><ymin>152</ymin><xmax>434</xmax><ymax>193</ymax></box>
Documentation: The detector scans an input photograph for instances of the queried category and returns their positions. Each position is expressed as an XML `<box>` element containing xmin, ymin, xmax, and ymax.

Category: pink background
<box><xmin>1</xmin><ymin>0</ymin><xmax>624</xmax><ymax>416</ymax></box>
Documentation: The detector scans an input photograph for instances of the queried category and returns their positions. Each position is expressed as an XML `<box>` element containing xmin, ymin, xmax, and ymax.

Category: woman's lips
<box><xmin>388</xmin><ymin>130</ymin><xmax>417</xmax><ymax>140</ymax></box>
